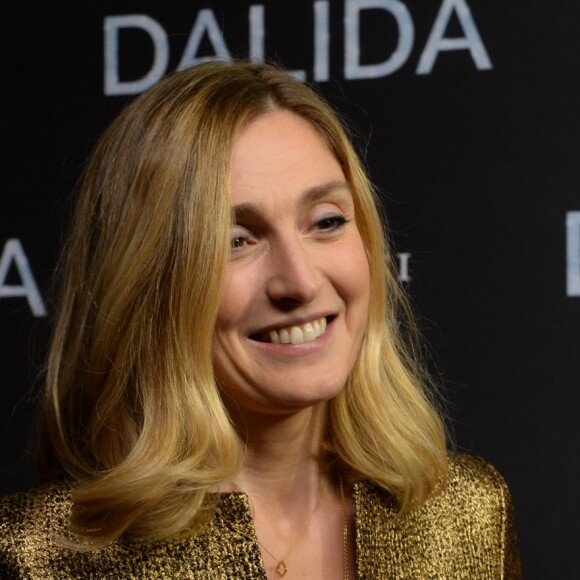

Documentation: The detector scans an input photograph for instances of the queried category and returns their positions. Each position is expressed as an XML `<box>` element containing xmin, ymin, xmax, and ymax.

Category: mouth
<box><xmin>249</xmin><ymin>316</ymin><xmax>334</xmax><ymax>345</ymax></box>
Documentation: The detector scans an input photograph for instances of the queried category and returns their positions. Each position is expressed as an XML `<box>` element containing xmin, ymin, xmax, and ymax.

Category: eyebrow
<box><xmin>232</xmin><ymin>180</ymin><xmax>353</xmax><ymax>222</ymax></box>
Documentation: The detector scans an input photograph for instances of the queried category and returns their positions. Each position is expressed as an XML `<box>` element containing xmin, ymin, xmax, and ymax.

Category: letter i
<box><xmin>314</xmin><ymin>1</ymin><xmax>330</xmax><ymax>82</ymax></box>
<box><xmin>249</xmin><ymin>5</ymin><xmax>265</xmax><ymax>62</ymax></box>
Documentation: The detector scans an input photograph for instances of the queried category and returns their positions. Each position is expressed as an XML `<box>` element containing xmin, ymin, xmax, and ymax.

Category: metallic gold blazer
<box><xmin>0</xmin><ymin>453</ymin><xmax>521</xmax><ymax>578</ymax></box>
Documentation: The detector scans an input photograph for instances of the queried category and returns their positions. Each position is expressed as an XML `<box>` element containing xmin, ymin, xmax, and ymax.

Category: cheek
<box><xmin>342</xmin><ymin>236</ymin><xmax>371</xmax><ymax>312</ymax></box>
<box><xmin>212</xmin><ymin>326</ymin><xmax>243</xmax><ymax>391</ymax></box>
<box><xmin>215</xmin><ymin>269</ymin><xmax>247</xmax><ymax>330</ymax></box>
<box><xmin>217</xmin><ymin>261</ymin><xmax>269</xmax><ymax>325</ymax></box>
<box><xmin>213</xmin><ymin>275</ymin><xmax>246</xmax><ymax>377</ymax></box>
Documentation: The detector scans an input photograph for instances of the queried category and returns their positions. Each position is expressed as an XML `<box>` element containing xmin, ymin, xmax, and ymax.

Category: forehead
<box><xmin>229</xmin><ymin>110</ymin><xmax>346</xmax><ymax>206</ymax></box>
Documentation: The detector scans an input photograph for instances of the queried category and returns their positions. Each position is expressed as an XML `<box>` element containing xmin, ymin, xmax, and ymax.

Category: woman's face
<box><xmin>213</xmin><ymin>110</ymin><xmax>370</xmax><ymax>415</ymax></box>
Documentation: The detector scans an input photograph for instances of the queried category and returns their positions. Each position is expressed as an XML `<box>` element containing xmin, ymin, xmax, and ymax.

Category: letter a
<box><xmin>178</xmin><ymin>9</ymin><xmax>231</xmax><ymax>69</ymax></box>
<box><xmin>416</xmin><ymin>0</ymin><xmax>492</xmax><ymax>75</ymax></box>
<box><xmin>0</xmin><ymin>239</ymin><xmax>47</xmax><ymax>317</ymax></box>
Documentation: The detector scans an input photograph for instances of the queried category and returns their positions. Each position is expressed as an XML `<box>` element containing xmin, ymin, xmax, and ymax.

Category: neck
<box><xmin>227</xmin><ymin>403</ymin><xmax>329</xmax><ymax>504</ymax></box>
<box><xmin>220</xmin><ymin>403</ymin><xmax>353</xmax><ymax>580</ymax></box>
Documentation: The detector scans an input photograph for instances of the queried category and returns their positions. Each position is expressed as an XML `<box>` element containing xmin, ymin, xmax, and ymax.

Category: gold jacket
<box><xmin>0</xmin><ymin>453</ymin><xmax>521</xmax><ymax>578</ymax></box>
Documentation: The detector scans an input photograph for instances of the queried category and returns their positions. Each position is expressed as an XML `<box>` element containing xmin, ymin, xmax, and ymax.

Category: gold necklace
<box><xmin>339</xmin><ymin>475</ymin><xmax>349</xmax><ymax>580</ymax></box>
<box><xmin>242</xmin><ymin>477</ymin><xmax>323</xmax><ymax>577</ymax></box>
<box><xmin>237</xmin><ymin>475</ymin><xmax>350</xmax><ymax>578</ymax></box>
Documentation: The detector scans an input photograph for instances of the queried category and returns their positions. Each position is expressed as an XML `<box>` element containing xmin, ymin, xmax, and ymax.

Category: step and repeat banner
<box><xmin>3</xmin><ymin>1</ymin><xmax>579</xmax><ymax>576</ymax></box>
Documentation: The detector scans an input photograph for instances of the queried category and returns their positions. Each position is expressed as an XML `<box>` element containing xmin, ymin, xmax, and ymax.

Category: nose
<box><xmin>266</xmin><ymin>237</ymin><xmax>322</xmax><ymax>305</ymax></box>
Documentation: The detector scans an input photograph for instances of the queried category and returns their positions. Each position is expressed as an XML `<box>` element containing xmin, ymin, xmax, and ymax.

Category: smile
<box><xmin>250</xmin><ymin>316</ymin><xmax>330</xmax><ymax>345</ymax></box>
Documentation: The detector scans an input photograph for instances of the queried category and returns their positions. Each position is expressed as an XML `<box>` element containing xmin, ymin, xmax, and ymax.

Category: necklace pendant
<box><xmin>275</xmin><ymin>560</ymin><xmax>288</xmax><ymax>576</ymax></box>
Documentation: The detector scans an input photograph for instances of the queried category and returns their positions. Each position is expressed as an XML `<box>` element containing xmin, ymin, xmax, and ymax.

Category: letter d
<box><xmin>104</xmin><ymin>15</ymin><xmax>169</xmax><ymax>96</ymax></box>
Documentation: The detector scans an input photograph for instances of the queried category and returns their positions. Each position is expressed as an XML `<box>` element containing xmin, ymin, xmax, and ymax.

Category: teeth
<box><xmin>290</xmin><ymin>326</ymin><xmax>303</xmax><ymax>344</ymax></box>
<box><xmin>268</xmin><ymin>317</ymin><xmax>328</xmax><ymax>345</ymax></box>
<box><xmin>303</xmin><ymin>323</ymin><xmax>315</xmax><ymax>342</ymax></box>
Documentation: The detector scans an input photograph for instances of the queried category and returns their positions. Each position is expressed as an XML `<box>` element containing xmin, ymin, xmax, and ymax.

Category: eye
<box><xmin>229</xmin><ymin>222</ymin><xmax>259</xmax><ymax>256</ymax></box>
<box><xmin>229</xmin><ymin>224</ymin><xmax>253</xmax><ymax>253</ymax></box>
<box><xmin>315</xmin><ymin>215</ymin><xmax>349</xmax><ymax>233</ymax></box>
<box><xmin>230</xmin><ymin>235</ymin><xmax>247</xmax><ymax>250</ymax></box>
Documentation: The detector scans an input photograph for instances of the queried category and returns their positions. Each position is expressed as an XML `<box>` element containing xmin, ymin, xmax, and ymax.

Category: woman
<box><xmin>0</xmin><ymin>60</ymin><xmax>521</xmax><ymax>578</ymax></box>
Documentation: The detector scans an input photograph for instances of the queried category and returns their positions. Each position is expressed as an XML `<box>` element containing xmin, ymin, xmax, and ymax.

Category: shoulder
<box><xmin>0</xmin><ymin>483</ymin><xmax>265</xmax><ymax>578</ymax></box>
<box><xmin>0</xmin><ymin>479</ymin><xmax>72</xmax><ymax>536</ymax></box>
<box><xmin>355</xmin><ymin>453</ymin><xmax>522</xmax><ymax>579</ymax></box>
<box><xmin>445</xmin><ymin>452</ymin><xmax>514</xmax><ymax>511</ymax></box>
<box><xmin>356</xmin><ymin>452</ymin><xmax>514</xmax><ymax>517</ymax></box>
<box><xmin>447</xmin><ymin>451</ymin><xmax>509</xmax><ymax>487</ymax></box>
<box><xmin>0</xmin><ymin>480</ymin><xmax>73</xmax><ymax>577</ymax></box>
<box><xmin>420</xmin><ymin>452</ymin><xmax>517</xmax><ymax>533</ymax></box>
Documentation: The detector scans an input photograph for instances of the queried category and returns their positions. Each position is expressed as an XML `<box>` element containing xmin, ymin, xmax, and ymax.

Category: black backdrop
<box><xmin>3</xmin><ymin>1</ymin><xmax>579</xmax><ymax>577</ymax></box>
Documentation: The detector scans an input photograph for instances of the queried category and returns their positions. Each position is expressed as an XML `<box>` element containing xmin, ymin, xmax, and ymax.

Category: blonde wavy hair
<box><xmin>38</xmin><ymin>60</ymin><xmax>447</xmax><ymax>548</ymax></box>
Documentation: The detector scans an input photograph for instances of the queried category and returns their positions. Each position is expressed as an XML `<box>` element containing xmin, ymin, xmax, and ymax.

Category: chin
<box><xmin>258</xmin><ymin>376</ymin><xmax>347</xmax><ymax>412</ymax></box>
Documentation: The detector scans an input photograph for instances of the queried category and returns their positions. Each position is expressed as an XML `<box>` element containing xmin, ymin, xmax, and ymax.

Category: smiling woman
<box><xmin>214</xmin><ymin>110</ymin><xmax>370</xmax><ymax>415</ymax></box>
<box><xmin>0</xmin><ymin>60</ymin><xmax>521</xmax><ymax>578</ymax></box>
